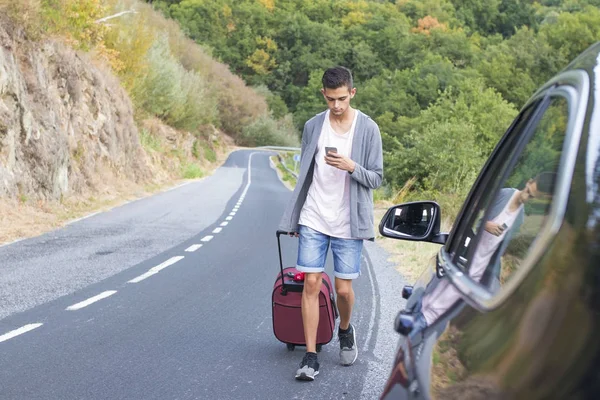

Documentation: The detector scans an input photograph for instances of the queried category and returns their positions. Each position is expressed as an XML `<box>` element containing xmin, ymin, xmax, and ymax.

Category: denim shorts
<box><xmin>296</xmin><ymin>225</ymin><xmax>363</xmax><ymax>280</ymax></box>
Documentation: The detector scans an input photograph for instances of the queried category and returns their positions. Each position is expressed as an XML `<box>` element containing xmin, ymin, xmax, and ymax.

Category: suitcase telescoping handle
<box><xmin>276</xmin><ymin>230</ymin><xmax>296</xmax><ymax>292</ymax></box>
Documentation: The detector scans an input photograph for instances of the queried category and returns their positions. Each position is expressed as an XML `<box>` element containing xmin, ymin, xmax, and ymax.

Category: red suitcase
<box><xmin>272</xmin><ymin>230</ymin><xmax>338</xmax><ymax>351</ymax></box>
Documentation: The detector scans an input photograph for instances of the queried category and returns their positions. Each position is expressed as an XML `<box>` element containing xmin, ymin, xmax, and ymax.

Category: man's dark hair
<box><xmin>322</xmin><ymin>66</ymin><xmax>353</xmax><ymax>90</ymax></box>
<box><xmin>534</xmin><ymin>172</ymin><xmax>557</xmax><ymax>194</ymax></box>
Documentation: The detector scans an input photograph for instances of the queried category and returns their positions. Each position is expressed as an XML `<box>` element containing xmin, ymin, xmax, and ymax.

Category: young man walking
<box><xmin>279</xmin><ymin>66</ymin><xmax>383</xmax><ymax>380</ymax></box>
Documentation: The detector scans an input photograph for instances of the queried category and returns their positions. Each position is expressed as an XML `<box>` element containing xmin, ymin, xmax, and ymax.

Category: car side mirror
<box><xmin>379</xmin><ymin>201</ymin><xmax>447</xmax><ymax>245</ymax></box>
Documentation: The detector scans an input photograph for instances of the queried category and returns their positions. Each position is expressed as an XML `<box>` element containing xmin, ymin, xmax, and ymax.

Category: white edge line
<box><xmin>220</xmin><ymin>222</ymin><xmax>229</xmax><ymax>226</ymax></box>
<box><xmin>128</xmin><ymin>256</ymin><xmax>184</xmax><ymax>283</ymax></box>
<box><xmin>201</xmin><ymin>235</ymin><xmax>213</xmax><ymax>242</ymax></box>
<box><xmin>163</xmin><ymin>181</ymin><xmax>195</xmax><ymax>192</ymax></box>
<box><xmin>213</xmin><ymin>227</ymin><xmax>223</xmax><ymax>233</ymax></box>
<box><xmin>226</xmin><ymin>216</ymin><xmax>233</xmax><ymax>221</ymax></box>
<box><xmin>66</xmin><ymin>290</ymin><xmax>117</xmax><ymax>311</ymax></box>
<box><xmin>185</xmin><ymin>244</ymin><xmax>203</xmax><ymax>252</ymax></box>
<box><xmin>230</xmin><ymin>212</ymin><xmax>236</xmax><ymax>216</ymax></box>
<box><xmin>66</xmin><ymin>211</ymin><xmax>101</xmax><ymax>226</ymax></box>
<box><xmin>0</xmin><ymin>238</ymin><xmax>25</xmax><ymax>248</ymax></box>
<box><xmin>362</xmin><ymin>252</ymin><xmax>377</xmax><ymax>353</ymax></box>
<box><xmin>0</xmin><ymin>323</ymin><xmax>43</xmax><ymax>343</ymax></box>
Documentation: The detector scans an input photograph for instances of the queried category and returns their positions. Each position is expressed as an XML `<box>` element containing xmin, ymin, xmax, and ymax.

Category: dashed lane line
<box><xmin>128</xmin><ymin>256</ymin><xmax>185</xmax><ymax>284</ymax></box>
<box><xmin>66</xmin><ymin>291</ymin><xmax>118</xmax><ymax>311</ymax></box>
<box><xmin>0</xmin><ymin>152</ymin><xmax>264</xmax><ymax>347</ymax></box>
<box><xmin>185</xmin><ymin>244</ymin><xmax>203</xmax><ymax>252</ymax></box>
<box><xmin>0</xmin><ymin>323</ymin><xmax>43</xmax><ymax>343</ymax></box>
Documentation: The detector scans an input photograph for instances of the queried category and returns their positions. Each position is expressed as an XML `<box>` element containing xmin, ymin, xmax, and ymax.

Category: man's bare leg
<box><xmin>335</xmin><ymin>277</ymin><xmax>355</xmax><ymax>330</ymax></box>
<box><xmin>302</xmin><ymin>272</ymin><xmax>323</xmax><ymax>353</ymax></box>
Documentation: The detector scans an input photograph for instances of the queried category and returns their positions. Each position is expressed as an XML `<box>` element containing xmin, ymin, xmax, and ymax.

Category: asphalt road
<box><xmin>0</xmin><ymin>150</ymin><xmax>407</xmax><ymax>400</ymax></box>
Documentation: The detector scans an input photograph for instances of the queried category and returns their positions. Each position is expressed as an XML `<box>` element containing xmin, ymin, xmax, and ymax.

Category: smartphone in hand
<box><xmin>325</xmin><ymin>146</ymin><xmax>338</xmax><ymax>155</ymax></box>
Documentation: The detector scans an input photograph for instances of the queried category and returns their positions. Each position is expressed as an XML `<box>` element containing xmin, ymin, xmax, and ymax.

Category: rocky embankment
<box><xmin>0</xmin><ymin>18</ymin><xmax>150</xmax><ymax>202</ymax></box>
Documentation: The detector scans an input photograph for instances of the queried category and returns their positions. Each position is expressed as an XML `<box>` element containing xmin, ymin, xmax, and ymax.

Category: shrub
<box><xmin>240</xmin><ymin>114</ymin><xmax>300</xmax><ymax>147</ymax></box>
<box><xmin>181</xmin><ymin>163</ymin><xmax>204</xmax><ymax>179</ymax></box>
<box><xmin>131</xmin><ymin>35</ymin><xmax>217</xmax><ymax>131</ymax></box>
<box><xmin>42</xmin><ymin>0</ymin><xmax>109</xmax><ymax>50</ymax></box>
<box><xmin>139</xmin><ymin>128</ymin><xmax>161</xmax><ymax>152</ymax></box>
<box><xmin>202</xmin><ymin>143</ymin><xmax>217</xmax><ymax>163</ymax></box>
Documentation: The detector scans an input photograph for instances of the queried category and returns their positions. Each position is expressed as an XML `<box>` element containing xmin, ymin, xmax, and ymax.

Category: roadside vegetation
<box><xmin>271</xmin><ymin>152</ymin><xmax>299</xmax><ymax>189</ymax></box>
<box><xmin>0</xmin><ymin>0</ymin><xmax>300</xmax><ymax>243</ymax></box>
<box><xmin>151</xmin><ymin>0</ymin><xmax>600</xmax><ymax>221</ymax></box>
<box><xmin>0</xmin><ymin>0</ymin><xmax>299</xmax><ymax>149</ymax></box>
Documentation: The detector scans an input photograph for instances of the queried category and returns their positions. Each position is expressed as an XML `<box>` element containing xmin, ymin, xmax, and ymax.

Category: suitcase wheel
<box><xmin>316</xmin><ymin>344</ymin><xmax>322</xmax><ymax>352</ymax></box>
<box><xmin>286</xmin><ymin>343</ymin><xmax>295</xmax><ymax>351</ymax></box>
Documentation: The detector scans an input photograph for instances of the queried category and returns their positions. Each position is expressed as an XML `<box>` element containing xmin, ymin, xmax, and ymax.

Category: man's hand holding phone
<box><xmin>485</xmin><ymin>221</ymin><xmax>507</xmax><ymax>236</ymax></box>
<box><xmin>324</xmin><ymin>147</ymin><xmax>356</xmax><ymax>173</ymax></box>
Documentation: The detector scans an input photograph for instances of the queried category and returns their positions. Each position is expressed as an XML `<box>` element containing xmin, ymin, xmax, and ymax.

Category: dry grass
<box><xmin>0</xmin><ymin>0</ymin><xmax>43</xmax><ymax>39</ymax></box>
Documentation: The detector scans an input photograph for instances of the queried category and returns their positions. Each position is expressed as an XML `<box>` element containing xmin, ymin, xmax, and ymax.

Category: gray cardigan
<box><xmin>278</xmin><ymin>110</ymin><xmax>383</xmax><ymax>239</ymax></box>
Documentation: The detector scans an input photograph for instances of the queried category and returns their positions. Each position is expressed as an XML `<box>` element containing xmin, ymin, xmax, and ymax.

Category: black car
<box><xmin>379</xmin><ymin>42</ymin><xmax>600</xmax><ymax>399</ymax></box>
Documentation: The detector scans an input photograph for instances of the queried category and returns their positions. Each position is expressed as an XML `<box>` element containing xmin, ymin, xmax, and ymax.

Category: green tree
<box><xmin>539</xmin><ymin>6</ymin><xmax>600</xmax><ymax>62</ymax></box>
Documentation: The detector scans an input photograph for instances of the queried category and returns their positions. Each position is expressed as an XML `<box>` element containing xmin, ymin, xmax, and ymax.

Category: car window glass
<box><xmin>460</xmin><ymin>96</ymin><xmax>568</xmax><ymax>290</ymax></box>
<box><xmin>453</xmin><ymin>102</ymin><xmax>540</xmax><ymax>269</ymax></box>
<box><xmin>405</xmin><ymin>101</ymin><xmax>545</xmax><ymax>342</ymax></box>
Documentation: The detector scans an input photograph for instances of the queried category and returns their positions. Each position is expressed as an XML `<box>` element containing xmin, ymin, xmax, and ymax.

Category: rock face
<box><xmin>0</xmin><ymin>20</ymin><xmax>150</xmax><ymax>201</ymax></box>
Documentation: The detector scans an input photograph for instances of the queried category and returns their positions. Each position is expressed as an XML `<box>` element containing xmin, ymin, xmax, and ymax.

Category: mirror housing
<box><xmin>379</xmin><ymin>201</ymin><xmax>448</xmax><ymax>245</ymax></box>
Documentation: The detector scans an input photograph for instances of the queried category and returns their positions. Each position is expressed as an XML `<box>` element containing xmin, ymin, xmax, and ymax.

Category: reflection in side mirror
<box><xmin>379</xmin><ymin>201</ymin><xmax>447</xmax><ymax>244</ymax></box>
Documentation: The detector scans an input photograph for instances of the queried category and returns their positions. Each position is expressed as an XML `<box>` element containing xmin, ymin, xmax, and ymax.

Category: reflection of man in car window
<box><xmin>410</xmin><ymin>172</ymin><xmax>556</xmax><ymax>337</ymax></box>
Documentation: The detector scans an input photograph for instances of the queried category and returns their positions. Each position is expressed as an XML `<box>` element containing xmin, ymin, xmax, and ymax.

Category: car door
<box><xmin>402</xmin><ymin>71</ymin><xmax>588</xmax><ymax>400</ymax></box>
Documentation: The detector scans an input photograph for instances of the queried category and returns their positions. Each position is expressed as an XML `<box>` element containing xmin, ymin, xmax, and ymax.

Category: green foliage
<box><xmin>131</xmin><ymin>35</ymin><xmax>217</xmax><ymax>132</ymax></box>
<box><xmin>240</xmin><ymin>115</ymin><xmax>300</xmax><ymax>147</ymax></box>
<box><xmin>539</xmin><ymin>6</ymin><xmax>600</xmax><ymax>63</ymax></box>
<box><xmin>181</xmin><ymin>163</ymin><xmax>204</xmax><ymax>179</ymax></box>
<box><xmin>42</xmin><ymin>0</ymin><xmax>109</xmax><ymax>50</ymax></box>
<box><xmin>24</xmin><ymin>0</ymin><xmax>600</xmax><ymax>207</ymax></box>
<box><xmin>201</xmin><ymin>143</ymin><xmax>217</xmax><ymax>163</ymax></box>
<box><xmin>139</xmin><ymin>129</ymin><xmax>162</xmax><ymax>152</ymax></box>
<box><xmin>384</xmin><ymin>78</ymin><xmax>517</xmax><ymax>197</ymax></box>
<box><xmin>143</xmin><ymin>0</ymin><xmax>595</xmax><ymax>202</ymax></box>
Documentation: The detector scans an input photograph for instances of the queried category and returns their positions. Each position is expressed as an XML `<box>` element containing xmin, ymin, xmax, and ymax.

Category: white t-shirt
<box><xmin>421</xmin><ymin>192</ymin><xmax>523</xmax><ymax>325</ymax></box>
<box><xmin>298</xmin><ymin>110</ymin><xmax>357</xmax><ymax>238</ymax></box>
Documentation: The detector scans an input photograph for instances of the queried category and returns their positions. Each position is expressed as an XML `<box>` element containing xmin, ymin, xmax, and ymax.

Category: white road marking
<box><xmin>128</xmin><ymin>256</ymin><xmax>185</xmax><ymax>283</ymax></box>
<box><xmin>256</xmin><ymin>316</ymin><xmax>269</xmax><ymax>330</ymax></box>
<box><xmin>66</xmin><ymin>291</ymin><xmax>117</xmax><ymax>311</ymax></box>
<box><xmin>163</xmin><ymin>181</ymin><xmax>195</xmax><ymax>192</ymax></box>
<box><xmin>185</xmin><ymin>244</ymin><xmax>203</xmax><ymax>252</ymax></box>
<box><xmin>201</xmin><ymin>236</ymin><xmax>213</xmax><ymax>242</ymax></box>
<box><xmin>66</xmin><ymin>211</ymin><xmax>100</xmax><ymax>226</ymax></box>
<box><xmin>220</xmin><ymin>222</ymin><xmax>229</xmax><ymax>227</ymax></box>
<box><xmin>0</xmin><ymin>238</ymin><xmax>25</xmax><ymax>249</ymax></box>
<box><xmin>0</xmin><ymin>323</ymin><xmax>43</xmax><ymax>343</ymax></box>
<box><xmin>230</xmin><ymin>212</ymin><xmax>236</xmax><ymax>216</ymax></box>
<box><xmin>362</xmin><ymin>254</ymin><xmax>377</xmax><ymax>352</ymax></box>
<box><xmin>226</xmin><ymin>216</ymin><xmax>233</xmax><ymax>221</ymax></box>
<box><xmin>213</xmin><ymin>227</ymin><xmax>223</xmax><ymax>233</ymax></box>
